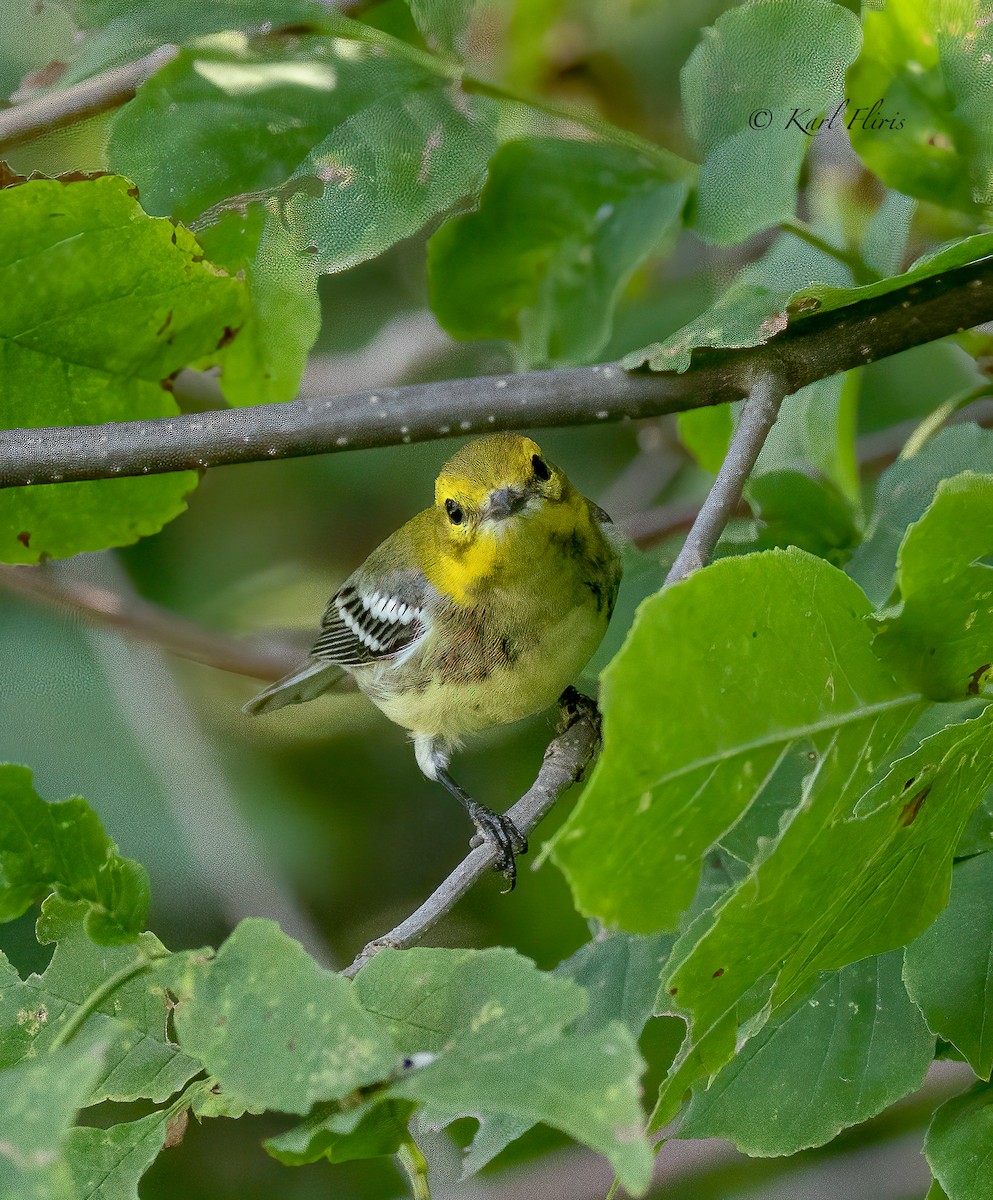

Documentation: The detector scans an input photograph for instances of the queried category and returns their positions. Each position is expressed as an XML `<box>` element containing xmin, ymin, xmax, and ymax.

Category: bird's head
<box><xmin>434</xmin><ymin>433</ymin><xmax>566</xmax><ymax>544</ymax></box>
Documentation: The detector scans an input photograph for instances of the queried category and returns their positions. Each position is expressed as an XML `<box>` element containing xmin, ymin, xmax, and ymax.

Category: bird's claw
<box><xmin>467</xmin><ymin>802</ymin><xmax>528</xmax><ymax>892</ymax></box>
<box><xmin>556</xmin><ymin>686</ymin><xmax>601</xmax><ymax>736</ymax></box>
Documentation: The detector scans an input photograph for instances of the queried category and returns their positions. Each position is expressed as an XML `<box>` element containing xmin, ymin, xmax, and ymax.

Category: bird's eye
<box><xmin>532</xmin><ymin>455</ymin><xmax>551</xmax><ymax>482</ymax></box>
<box><xmin>445</xmin><ymin>498</ymin><xmax>465</xmax><ymax>525</ymax></box>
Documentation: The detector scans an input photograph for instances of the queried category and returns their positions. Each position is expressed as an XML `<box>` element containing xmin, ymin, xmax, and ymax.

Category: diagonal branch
<box><xmin>0</xmin><ymin>563</ymin><xmax>304</xmax><ymax>679</ymax></box>
<box><xmin>0</xmin><ymin>47</ymin><xmax>179</xmax><ymax>153</ymax></box>
<box><xmin>341</xmin><ymin>694</ymin><xmax>602</xmax><ymax>978</ymax></box>
<box><xmin>2</xmin><ymin>256</ymin><xmax>993</xmax><ymax>489</ymax></box>
<box><xmin>665</xmin><ymin>372</ymin><xmax>787</xmax><ymax>583</ymax></box>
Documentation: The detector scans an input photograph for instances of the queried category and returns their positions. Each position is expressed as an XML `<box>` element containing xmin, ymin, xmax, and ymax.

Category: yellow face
<box><xmin>433</xmin><ymin>433</ymin><xmax>566</xmax><ymax>546</ymax></box>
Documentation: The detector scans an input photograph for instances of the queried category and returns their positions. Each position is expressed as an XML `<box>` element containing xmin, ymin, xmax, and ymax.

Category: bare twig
<box><xmin>0</xmin><ymin>563</ymin><xmax>303</xmax><ymax>679</ymax></box>
<box><xmin>664</xmin><ymin>372</ymin><xmax>788</xmax><ymax>583</ymax></box>
<box><xmin>341</xmin><ymin>696</ymin><xmax>602</xmax><ymax>977</ymax></box>
<box><xmin>0</xmin><ymin>47</ymin><xmax>178</xmax><ymax>153</ymax></box>
<box><xmin>3</xmin><ymin>255</ymin><xmax>993</xmax><ymax>489</ymax></box>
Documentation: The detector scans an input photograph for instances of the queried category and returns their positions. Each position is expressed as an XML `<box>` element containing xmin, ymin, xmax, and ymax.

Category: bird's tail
<box><xmin>242</xmin><ymin>659</ymin><xmax>349</xmax><ymax>715</ymax></box>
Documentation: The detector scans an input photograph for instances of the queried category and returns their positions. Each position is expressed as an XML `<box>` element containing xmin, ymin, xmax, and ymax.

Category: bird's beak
<box><xmin>484</xmin><ymin>486</ymin><xmax>528</xmax><ymax>522</ymax></box>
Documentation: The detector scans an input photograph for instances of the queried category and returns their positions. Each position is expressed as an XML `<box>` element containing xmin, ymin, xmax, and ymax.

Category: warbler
<box><xmin>244</xmin><ymin>433</ymin><xmax>622</xmax><ymax>888</ymax></box>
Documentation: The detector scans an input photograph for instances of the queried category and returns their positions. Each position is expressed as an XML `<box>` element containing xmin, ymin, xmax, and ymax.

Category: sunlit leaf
<box><xmin>354</xmin><ymin>947</ymin><xmax>653</xmax><ymax>1194</ymax></box>
<box><xmin>872</xmin><ymin>472</ymin><xmax>993</xmax><ymax>700</ymax></box>
<box><xmin>0</xmin><ymin>175</ymin><xmax>243</xmax><ymax>563</ymax></box>
<box><xmin>847</xmin><ymin>425</ymin><xmax>993</xmax><ymax>607</ymax></box>
<box><xmin>848</xmin><ymin>0</ymin><xmax>993</xmax><ymax>212</ymax></box>
<box><xmin>654</xmin><ymin>708</ymin><xmax>993</xmax><ymax>1129</ymax></box>
<box><xmin>552</xmin><ymin>549</ymin><xmax>922</xmax><ymax>933</ymax></box>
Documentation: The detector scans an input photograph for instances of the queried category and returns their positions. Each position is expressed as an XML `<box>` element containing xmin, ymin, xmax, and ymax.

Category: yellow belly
<box><xmin>364</xmin><ymin>600</ymin><xmax>608</xmax><ymax>739</ymax></box>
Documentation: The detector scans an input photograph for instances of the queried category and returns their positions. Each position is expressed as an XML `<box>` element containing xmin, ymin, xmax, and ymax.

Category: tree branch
<box><xmin>341</xmin><ymin>695</ymin><xmax>602</xmax><ymax>978</ymax></box>
<box><xmin>665</xmin><ymin>372</ymin><xmax>787</xmax><ymax>583</ymax></box>
<box><xmin>0</xmin><ymin>563</ymin><xmax>304</xmax><ymax>679</ymax></box>
<box><xmin>0</xmin><ymin>47</ymin><xmax>178</xmax><ymax>153</ymax></box>
<box><xmin>2</xmin><ymin>256</ymin><xmax>993</xmax><ymax>489</ymax></box>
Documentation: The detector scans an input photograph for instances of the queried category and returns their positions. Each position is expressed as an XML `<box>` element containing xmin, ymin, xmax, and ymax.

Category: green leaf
<box><xmin>0</xmin><ymin>897</ymin><xmax>199</xmax><ymax>1104</ymax></box>
<box><xmin>0</xmin><ymin>0</ymin><xmax>74</xmax><ymax>100</ymax></box>
<box><xmin>428</xmin><ymin>137</ymin><xmax>688</xmax><ymax>367</ymax></box>
<box><xmin>848</xmin><ymin>0</ymin><xmax>993</xmax><ymax>213</ymax></box>
<box><xmin>872</xmin><ymin>473</ymin><xmax>993</xmax><ymax>700</ymax></box>
<box><xmin>625</xmin><ymin>229</ymin><xmax>993</xmax><ymax>373</ymax></box>
<box><xmin>625</xmin><ymin>230</ymin><xmax>850</xmax><ymax>372</ymax></box>
<box><xmin>60</xmin><ymin>0</ymin><xmax>331</xmax><ymax>84</ymax></box>
<box><xmin>681</xmin><ymin>0</ymin><xmax>861</xmax><ymax>244</ymax></box>
<box><xmin>65</xmin><ymin>1111</ymin><xmax>168</xmax><ymax>1200</ymax></box>
<box><xmin>195</xmin><ymin>209</ymin><xmax>321</xmax><ymax>406</ymax></box>
<box><xmin>406</xmin><ymin>0</ymin><xmax>476</xmax><ymax>56</ymax></box>
<box><xmin>266</xmin><ymin>1099</ymin><xmax>415</xmax><ymax>1166</ymax></box>
<box><xmin>679</xmin><ymin>949</ymin><xmax>934</xmax><ymax>1155</ymax></box>
<box><xmin>0</xmin><ymin>765</ymin><xmax>149</xmax><ymax>943</ymax></box>
<box><xmin>0</xmin><ymin>1035</ymin><xmax>106</xmax><ymax>1200</ymax></box>
<box><xmin>552</xmin><ymin>549</ymin><xmax>922</xmax><ymax>933</ymax></box>
<box><xmin>755</xmin><ymin>373</ymin><xmax>860</xmax><ymax>503</ymax></box>
<box><xmin>265</xmin><ymin>71</ymin><xmax>498</xmax><ymax>277</ymax></box>
<box><xmin>106</xmin><ymin>36</ymin><xmax>402</xmax><ymax>226</ymax></box>
<box><xmin>925</xmin><ymin>1081</ymin><xmax>993</xmax><ymax>1200</ymax></box>
<box><xmin>860</xmin><ymin>189</ymin><xmax>917</xmax><ymax>279</ymax></box>
<box><xmin>654</xmin><ymin>707</ymin><xmax>993</xmax><ymax>1130</ymax></box>
<box><xmin>677</xmin><ymin>403</ymin><xmax>734</xmax><ymax>476</ymax></box>
<box><xmin>0</xmin><ymin>174</ymin><xmax>244</xmax><ymax>564</ymax></box>
<box><xmin>847</xmin><ymin>424</ymin><xmax>993</xmax><ymax>608</ymax></box>
<box><xmin>355</xmin><ymin>947</ymin><xmax>653</xmax><ymax>1194</ymax></box>
<box><xmin>172</xmin><ymin>919</ymin><xmax>398</xmax><ymax>1114</ymax></box>
<box><xmin>905</xmin><ymin>851</ymin><xmax>993</xmax><ymax>1079</ymax></box>
<box><xmin>460</xmin><ymin>929</ymin><xmax>673</xmax><ymax>1177</ymax></box>
<box><xmin>107</xmin><ymin>34</ymin><xmax>497</xmax><ymax>398</ymax></box>
<box><xmin>790</xmin><ymin>231</ymin><xmax>993</xmax><ymax>319</ymax></box>
<box><xmin>745</xmin><ymin>470</ymin><xmax>861</xmax><ymax>564</ymax></box>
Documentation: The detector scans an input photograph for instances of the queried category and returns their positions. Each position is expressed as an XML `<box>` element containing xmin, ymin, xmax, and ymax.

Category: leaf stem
<box><xmin>48</xmin><ymin>950</ymin><xmax>170</xmax><ymax>1053</ymax></box>
<box><xmin>397</xmin><ymin>1138</ymin><xmax>432</xmax><ymax>1200</ymax></box>
<box><xmin>460</xmin><ymin>76</ymin><xmax>694</xmax><ymax>175</ymax></box>
<box><xmin>323</xmin><ymin>13</ymin><xmax>693</xmax><ymax>174</ymax></box>
<box><xmin>781</xmin><ymin>219</ymin><xmax>877</xmax><ymax>286</ymax></box>
<box><xmin>900</xmin><ymin>383</ymin><xmax>993</xmax><ymax>459</ymax></box>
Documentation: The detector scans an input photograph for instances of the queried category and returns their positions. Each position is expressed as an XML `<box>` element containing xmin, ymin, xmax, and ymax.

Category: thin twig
<box><xmin>0</xmin><ymin>47</ymin><xmax>178</xmax><ymax>153</ymax></box>
<box><xmin>3</xmin><ymin>256</ymin><xmax>993</xmax><ymax>489</ymax></box>
<box><xmin>665</xmin><ymin>372</ymin><xmax>788</xmax><ymax>583</ymax></box>
<box><xmin>0</xmin><ymin>564</ymin><xmax>303</xmax><ymax>679</ymax></box>
<box><xmin>341</xmin><ymin>697</ymin><xmax>602</xmax><ymax>978</ymax></box>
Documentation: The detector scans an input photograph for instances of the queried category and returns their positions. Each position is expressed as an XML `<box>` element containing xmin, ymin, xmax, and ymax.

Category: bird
<box><xmin>243</xmin><ymin>432</ymin><xmax>622</xmax><ymax>889</ymax></box>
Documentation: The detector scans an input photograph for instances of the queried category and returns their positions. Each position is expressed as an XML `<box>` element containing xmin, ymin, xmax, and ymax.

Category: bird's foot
<box><xmin>557</xmin><ymin>686</ymin><xmax>601</xmax><ymax>736</ymax></box>
<box><xmin>467</xmin><ymin>802</ymin><xmax>528</xmax><ymax>892</ymax></box>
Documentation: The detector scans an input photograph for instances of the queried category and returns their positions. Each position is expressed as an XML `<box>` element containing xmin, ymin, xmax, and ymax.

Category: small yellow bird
<box><xmin>244</xmin><ymin>433</ymin><xmax>622</xmax><ymax>887</ymax></box>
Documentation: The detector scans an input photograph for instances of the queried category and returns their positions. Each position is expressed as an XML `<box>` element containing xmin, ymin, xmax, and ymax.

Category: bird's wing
<box><xmin>312</xmin><ymin>573</ymin><xmax>430</xmax><ymax>667</ymax></box>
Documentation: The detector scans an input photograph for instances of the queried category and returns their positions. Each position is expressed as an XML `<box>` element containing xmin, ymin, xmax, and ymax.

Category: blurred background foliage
<box><xmin>1</xmin><ymin>0</ymin><xmax>991</xmax><ymax>1196</ymax></box>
